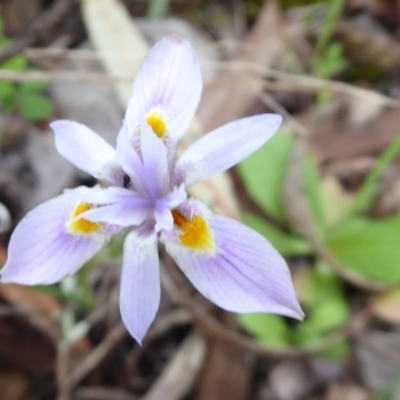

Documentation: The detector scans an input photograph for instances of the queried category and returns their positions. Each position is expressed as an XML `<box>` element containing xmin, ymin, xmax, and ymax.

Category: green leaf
<box><xmin>237</xmin><ymin>131</ymin><xmax>296</xmax><ymax>221</ymax></box>
<box><xmin>19</xmin><ymin>79</ymin><xmax>50</xmax><ymax>93</ymax></box>
<box><xmin>375</xmin><ymin>368</ymin><xmax>400</xmax><ymax>400</ymax></box>
<box><xmin>32</xmin><ymin>285</ymin><xmax>93</xmax><ymax>307</ymax></box>
<box><xmin>328</xmin><ymin>215</ymin><xmax>400</xmax><ymax>283</ymax></box>
<box><xmin>296</xmin><ymin>264</ymin><xmax>344</xmax><ymax>308</ymax></box>
<box><xmin>2</xmin><ymin>94</ymin><xmax>16</xmax><ymax>113</ymax></box>
<box><xmin>237</xmin><ymin>313</ymin><xmax>291</xmax><ymax>349</ymax></box>
<box><xmin>18</xmin><ymin>93</ymin><xmax>54</xmax><ymax>121</ymax></box>
<box><xmin>315</xmin><ymin>43</ymin><xmax>348</xmax><ymax>80</ymax></box>
<box><xmin>302</xmin><ymin>152</ymin><xmax>326</xmax><ymax>237</ymax></box>
<box><xmin>1</xmin><ymin>54</ymin><xmax>27</xmax><ymax>71</ymax></box>
<box><xmin>76</xmin><ymin>263</ymin><xmax>96</xmax><ymax>308</ymax></box>
<box><xmin>315</xmin><ymin>0</ymin><xmax>346</xmax><ymax>56</ymax></box>
<box><xmin>317</xmin><ymin>339</ymin><xmax>351</xmax><ymax>360</ymax></box>
<box><xmin>0</xmin><ymin>36</ymin><xmax>10</xmax><ymax>51</ymax></box>
<box><xmin>353</xmin><ymin>135</ymin><xmax>400</xmax><ymax>214</ymax></box>
<box><xmin>242</xmin><ymin>211</ymin><xmax>311</xmax><ymax>257</ymax></box>
<box><xmin>295</xmin><ymin>326</ymin><xmax>350</xmax><ymax>361</ymax></box>
<box><xmin>303</xmin><ymin>297</ymin><xmax>350</xmax><ymax>334</ymax></box>
<box><xmin>0</xmin><ymin>80</ymin><xmax>15</xmax><ymax>100</ymax></box>
<box><xmin>0</xmin><ymin>17</ymin><xmax>5</xmax><ymax>35</ymax></box>
<box><xmin>147</xmin><ymin>0</ymin><xmax>170</xmax><ymax>19</ymax></box>
<box><xmin>321</xmin><ymin>177</ymin><xmax>355</xmax><ymax>228</ymax></box>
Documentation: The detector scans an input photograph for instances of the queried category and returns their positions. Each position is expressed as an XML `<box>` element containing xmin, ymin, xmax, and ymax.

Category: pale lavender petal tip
<box><xmin>124</xmin><ymin>35</ymin><xmax>202</xmax><ymax>142</ymax></box>
<box><xmin>161</xmin><ymin>199</ymin><xmax>303</xmax><ymax>320</ymax></box>
<box><xmin>175</xmin><ymin>113</ymin><xmax>283</xmax><ymax>187</ymax></box>
<box><xmin>51</xmin><ymin>120</ymin><xmax>119</xmax><ymax>183</ymax></box>
<box><xmin>119</xmin><ymin>229</ymin><xmax>160</xmax><ymax>344</ymax></box>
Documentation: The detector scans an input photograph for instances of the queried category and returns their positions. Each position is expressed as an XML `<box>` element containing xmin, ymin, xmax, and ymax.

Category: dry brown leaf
<box><xmin>371</xmin><ymin>288</ymin><xmax>400</xmax><ymax>324</ymax></box>
<box><xmin>0</xmin><ymin>283</ymin><xmax>60</xmax><ymax>340</ymax></box>
<box><xmin>326</xmin><ymin>383</ymin><xmax>370</xmax><ymax>400</ymax></box>
<box><xmin>0</xmin><ymin>371</ymin><xmax>34</xmax><ymax>400</ymax></box>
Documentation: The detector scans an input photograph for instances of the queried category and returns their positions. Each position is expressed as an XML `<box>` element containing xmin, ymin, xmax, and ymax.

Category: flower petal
<box><xmin>154</xmin><ymin>203</ymin><xmax>173</xmax><ymax>232</ymax></box>
<box><xmin>160</xmin><ymin>199</ymin><xmax>303</xmax><ymax>319</ymax></box>
<box><xmin>140</xmin><ymin>122</ymin><xmax>170</xmax><ymax>199</ymax></box>
<box><xmin>174</xmin><ymin>114</ymin><xmax>282</xmax><ymax>187</ymax></box>
<box><xmin>67</xmin><ymin>186</ymin><xmax>148</xmax><ymax>206</ymax></box>
<box><xmin>1</xmin><ymin>194</ymin><xmax>110</xmax><ymax>285</ymax></box>
<box><xmin>81</xmin><ymin>202</ymin><xmax>150</xmax><ymax>227</ymax></box>
<box><xmin>115</xmin><ymin>123</ymin><xmax>148</xmax><ymax>195</ymax></box>
<box><xmin>120</xmin><ymin>227</ymin><xmax>160</xmax><ymax>344</ymax></box>
<box><xmin>51</xmin><ymin>120</ymin><xmax>121</xmax><ymax>184</ymax></box>
<box><xmin>154</xmin><ymin>185</ymin><xmax>187</xmax><ymax>232</ymax></box>
<box><xmin>123</xmin><ymin>35</ymin><xmax>202</xmax><ymax>141</ymax></box>
<box><xmin>66</xmin><ymin>186</ymin><xmax>152</xmax><ymax>227</ymax></box>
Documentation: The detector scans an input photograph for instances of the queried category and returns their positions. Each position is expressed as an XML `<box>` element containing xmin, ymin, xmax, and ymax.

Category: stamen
<box><xmin>66</xmin><ymin>203</ymin><xmax>102</xmax><ymax>235</ymax></box>
<box><xmin>171</xmin><ymin>210</ymin><xmax>216</xmax><ymax>254</ymax></box>
<box><xmin>146</xmin><ymin>110</ymin><xmax>168</xmax><ymax>138</ymax></box>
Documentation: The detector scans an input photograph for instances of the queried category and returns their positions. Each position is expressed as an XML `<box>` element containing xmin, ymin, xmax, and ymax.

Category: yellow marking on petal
<box><xmin>146</xmin><ymin>110</ymin><xmax>168</xmax><ymax>139</ymax></box>
<box><xmin>172</xmin><ymin>210</ymin><xmax>216</xmax><ymax>254</ymax></box>
<box><xmin>66</xmin><ymin>203</ymin><xmax>102</xmax><ymax>236</ymax></box>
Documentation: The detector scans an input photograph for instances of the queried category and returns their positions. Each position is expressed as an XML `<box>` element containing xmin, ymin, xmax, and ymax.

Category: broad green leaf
<box><xmin>19</xmin><ymin>93</ymin><xmax>54</xmax><ymax>121</ymax></box>
<box><xmin>238</xmin><ymin>313</ymin><xmax>291</xmax><ymax>349</ymax></box>
<box><xmin>302</xmin><ymin>152</ymin><xmax>326</xmax><ymax>237</ymax></box>
<box><xmin>242</xmin><ymin>211</ymin><xmax>311</xmax><ymax>257</ymax></box>
<box><xmin>0</xmin><ymin>36</ymin><xmax>10</xmax><ymax>50</ymax></box>
<box><xmin>317</xmin><ymin>339</ymin><xmax>350</xmax><ymax>360</ymax></box>
<box><xmin>328</xmin><ymin>215</ymin><xmax>400</xmax><ymax>283</ymax></box>
<box><xmin>237</xmin><ymin>131</ymin><xmax>296</xmax><ymax>221</ymax></box>
<box><xmin>2</xmin><ymin>94</ymin><xmax>16</xmax><ymax>113</ymax></box>
<box><xmin>302</xmin><ymin>297</ymin><xmax>350</xmax><ymax>334</ymax></box>
<box><xmin>295</xmin><ymin>264</ymin><xmax>344</xmax><ymax>308</ymax></box>
<box><xmin>0</xmin><ymin>80</ymin><xmax>14</xmax><ymax>100</ymax></box>
<box><xmin>353</xmin><ymin>135</ymin><xmax>400</xmax><ymax>214</ymax></box>
<box><xmin>321</xmin><ymin>177</ymin><xmax>354</xmax><ymax>228</ymax></box>
<box><xmin>295</xmin><ymin>326</ymin><xmax>350</xmax><ymax>361</ymax></box>
<box><xmin>19</xmin><ymin>79</ymin><xmax>50</xmax><ymax>92</ymax></box>
<box><xmin>1</xmin><ymin>54</ymin><xmax>27</xmax><ymax>71</ymax></box>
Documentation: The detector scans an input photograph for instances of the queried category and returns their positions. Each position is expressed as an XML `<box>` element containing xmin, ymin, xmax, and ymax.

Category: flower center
<box><xmin>66</xmin><ymin>203</ymin><xmax>102</xmax><ymax>235</ymax></box>
<box><xmin>146</xmin><ymin>110</ymin><xmax>168</xmax><ymax>139</ymax></box>
<box><xmin>171</xmin><ymin>210</ymin><xmax>216</xmax><ymax>254</ymax></box>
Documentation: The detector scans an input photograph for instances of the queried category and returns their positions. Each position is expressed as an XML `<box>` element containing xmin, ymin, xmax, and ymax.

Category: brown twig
<box><xmin>256</xmin><ymin>91</ymin><xmax>308</xmax><ymax>137</ymax></box>
<box><xmin>22</xmin><ymin>47</ymin><xmax>400</xmax><ymax>107</ymax></box>
<box><xmin>74</xmin><ymin>387</ymin><xmax>137</xmax><ymax>400</ymax></box>
<box><xmin>0</xmin><ymin>0</ymin><xmax>74</xmax><ymax>65</ymax></box>
<box><xmin>56</xmin><ymin>344</ymin><xmax>71</xmax><ymax>400</ymax></box>
<box><xmin>162</xmin><ymin>254</ymin><xmax>372</xmax><ymax>358</ymax></box>
<box><xmin>69</xmin><ymin>321</ymin><xmax>127</xmax><ymax>387</ymax></box>
<box><xmin>121</xmin><ymin>308</ymin><xmax>192</xmax><ymax>385</ymax></box>
<box><xmin>140</xmin><ymin>332</ymin><xmax>206</xmax><ymax>400</ymax></box>
<box><xmin>355</xmin><ymin>332</ymin><xmax>400</xmax><ymax>365</ymax></box>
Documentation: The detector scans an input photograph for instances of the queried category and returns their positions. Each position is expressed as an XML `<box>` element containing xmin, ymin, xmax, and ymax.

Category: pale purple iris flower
<box><xmin>1</xmin><ymin>36</ymin><xmax>304</xmax><ymax>343</ymax></box>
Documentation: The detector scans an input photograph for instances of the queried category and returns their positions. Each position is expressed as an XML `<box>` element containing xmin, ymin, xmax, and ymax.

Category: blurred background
<box><xmin>0</xmin><ymin>0</ymin><xmax>400</xmax><ymax>399</ymax></box>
